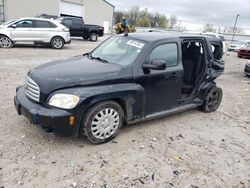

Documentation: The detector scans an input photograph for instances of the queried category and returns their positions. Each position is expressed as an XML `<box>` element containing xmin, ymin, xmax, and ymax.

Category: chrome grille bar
<box><xmin>25</xmin><ymin>76</ymin><xmax>40</xmax><ymax>102</ymax></box>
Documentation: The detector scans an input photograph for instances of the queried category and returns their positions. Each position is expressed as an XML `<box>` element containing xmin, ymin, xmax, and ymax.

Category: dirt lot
<box><xmin>0</xmin><ymin>37</ymin><xmax>249</xmax><ymax>188</ymax></box>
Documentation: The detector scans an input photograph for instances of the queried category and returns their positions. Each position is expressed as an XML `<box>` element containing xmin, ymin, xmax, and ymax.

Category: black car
<box><xmin>245</xmin><ymin>61</ymin><xmax>250</xmax><ymax>77</ymax></box>
<box><xmin>14</xmin><ymin>33</ymin><xmax>225</xmax><ymax>144</ymax></box>
<box><xmin>57</xmin><ymin>17</ymin><xmax>104</xmax><ymax>42</ymax></box>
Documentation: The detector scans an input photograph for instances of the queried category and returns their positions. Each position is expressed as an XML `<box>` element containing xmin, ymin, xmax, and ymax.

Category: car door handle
<box><xmin>170</xmin><ymin>73</ymin><xmax>180</xmax><ymax>78</ymax></box>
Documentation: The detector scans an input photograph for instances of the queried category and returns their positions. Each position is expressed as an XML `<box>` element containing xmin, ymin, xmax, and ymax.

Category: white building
<box><xmin>0</xmin><ymin>0</ymin><xmax>114</xmax><ymax>33</ymax></box>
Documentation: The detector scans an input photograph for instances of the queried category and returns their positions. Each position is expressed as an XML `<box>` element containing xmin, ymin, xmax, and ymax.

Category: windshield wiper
<box><xmin>90</xmin><ymin>55</ymin><xmax>108</xmax><ymax>63</ymax></box>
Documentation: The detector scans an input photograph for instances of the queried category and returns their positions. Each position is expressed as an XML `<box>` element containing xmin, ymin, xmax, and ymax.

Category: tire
<box><xmin>238</xmin><ymin>55</ymin><xmax>242</xmax><ymax>58</ymax></box>
<box><xmin>199</xmin><ymin>86</ymin><xmax>223</xmax><ymax>113</ymax></box>
<box><xmin>0</xmin><ymin>35</ymin><xmax>13</xmax><ymax>48</ymax></box>
<box><xmin>51</xmin><ymin>36</ymin><xmax>64</xmax><ymax>49</ymax></box>
<box><xmin>89</xmin><ymin>33</ymin><xmax>98</xmax><ymax>42</ymax></box>
<box><xmin>82</xmin><ymin>36</ymin><xmax>89</xmax><ymax>40</ymax></box>
<box><xmin>116</xmin><ymin>29</ymin><xmax>121</xmax><ymax>34</ymax></box>
<box><xmin>81</xmin><ymin>101</ymin><xmax>124</xmax><ymax>144</ymax></box>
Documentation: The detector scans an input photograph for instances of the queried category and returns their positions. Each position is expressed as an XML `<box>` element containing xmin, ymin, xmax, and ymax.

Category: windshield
<box><xmin>90</xmin><ymin>36</ymin><xmax>145</xmax><ymax>66</ymax></box>
<box><xmin>1</xmin><ymin>19</ymin><xmax>17</xmax><ymax>26</ymax></box>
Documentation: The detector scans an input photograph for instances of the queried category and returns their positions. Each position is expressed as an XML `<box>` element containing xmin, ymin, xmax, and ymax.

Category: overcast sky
<box><xmin>108</xmin><ymin>0</ymin><xmax>250</xmax><ymax>32</ymax></box>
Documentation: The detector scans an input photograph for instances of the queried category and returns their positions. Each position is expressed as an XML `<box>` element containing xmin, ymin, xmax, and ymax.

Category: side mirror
<box><xmin>143</xmin><ymin>59</ymin><xmax>166</xmax><ymax>71</ymax></box>
<box><xmin>11</xmin><ymin>24</ymin><xmax>17</xmax><ymax>28</ymax></box>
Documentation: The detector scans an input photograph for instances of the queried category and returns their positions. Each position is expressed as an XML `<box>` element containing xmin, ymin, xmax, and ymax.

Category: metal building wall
<box><xmin>0</xmin><ymin>0</ymin><xmax>4</xmax><ymax>23</ymax></box>
<box><xmin>85</xmin><ymin>0</ymin><xmax>114</xmax><ymax>33</ymax></box>
<box><xmin>3</xmin><ymin>0</ymin><xmax>114</xmax><ymax>33</ymax></box>
<box><xmin>4</xmin><ymin>0</ymin><xmax>60</xmax><ymax>21</ymax></box>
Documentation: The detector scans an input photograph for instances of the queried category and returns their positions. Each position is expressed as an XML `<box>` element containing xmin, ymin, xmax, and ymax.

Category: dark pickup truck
<box><xmin>14</xmin><ymin>33</ymin><xmax>224</xmax><ymax>144</ymax></box>
<box><xmin>57</xmin><ymin>17</ymin><xmax>104</xmax><ymax>42</ymax></box>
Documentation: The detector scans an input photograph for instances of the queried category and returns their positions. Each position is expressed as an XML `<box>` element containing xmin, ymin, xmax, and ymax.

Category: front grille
<box><xmin>25</xmin><ymin>76</ymin><xmax>40</xmax><ymax>102</ymax></box>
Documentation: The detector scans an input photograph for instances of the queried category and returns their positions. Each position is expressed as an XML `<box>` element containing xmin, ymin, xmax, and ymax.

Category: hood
<box><xmin>239</xmin><ymin>46</ymin><xmax>250</xmax><ymax>51</ymax></box>
<box><xmin>28</xmin><ymin>55</ymin><xmax>132</xmax><ymax>96</ymax></box>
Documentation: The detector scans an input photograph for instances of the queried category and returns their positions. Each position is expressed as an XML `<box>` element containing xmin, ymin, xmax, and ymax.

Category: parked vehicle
<box><xmin>36</xmin><ymin>14</ymin><xmax>59</xmax><ymax>20</ymax></box>
<box><xmin>245</xmin><ymin>61</ymin><xmax>250</xmax><ymax>77</ymax></box>
<box><xmin>57</xmin><ymin>17</ymin><xmax>104</xmax><ymax>42</ymax></box>
<box><xmin>14</xmin><ymin>33</ymin><xmax>224</xmax><ymax>144</ymax></box>
<box><xmin>201</xmin><ymin>32</ymin><xmax>226</xmax><ymax>53</ymax></box>
<box><xmin>0</xmin><ymin>17</ymin><xmax>71</xmax><ymax>49</ymax></box>
<box><xmin>115</xmin><ymin>22</ymin><xmax>136</xmax><ymax>34</ymax></box>
<box><xmin>238</xmin><ymin>45</ymin><xmax>250</xmax><ymax>58</ymax></box>
<box><xmin>228</xmin><ymin>40</ymin><xmax>250</xmax><ymax>52</ymax></box>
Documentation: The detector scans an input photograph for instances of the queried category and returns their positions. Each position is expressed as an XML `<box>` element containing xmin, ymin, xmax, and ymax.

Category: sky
<box><xmin>108</xmin><ymin>0</ymin><xmax>250</xmax><ymax>33</ymax></box>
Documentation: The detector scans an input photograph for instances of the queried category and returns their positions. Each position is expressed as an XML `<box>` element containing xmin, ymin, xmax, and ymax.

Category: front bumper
<box><xmin>14</xmin><ymin>86</ymin><xmax>79</xmax><ymax>136</ymax></box>
<box><xmin>238</xmin><ymin>51</ymin><xmax>250</xmax><ymax>57</ymax></box>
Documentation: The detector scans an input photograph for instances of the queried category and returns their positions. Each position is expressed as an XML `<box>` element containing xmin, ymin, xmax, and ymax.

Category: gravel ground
<box><xmin>0</xmin><ymin>37</ymin><xmax>249</xmax><ymax>188</ymax></box>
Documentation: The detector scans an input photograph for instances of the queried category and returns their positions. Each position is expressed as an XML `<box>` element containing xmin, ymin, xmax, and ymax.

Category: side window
<box><xmin>35</xmin><ymin>20</ymin><xmax>56</xmax><ymax>28</ymax></box>
<box><xmin>72</xmin><ymin>19</ymin><xmax>83</xmax><ymax>26</ymax></box>
<box><xmin>15</xmin><ymin>20</ymin><xmax>33</xmax><ymax>28</ymax></box>
<box><xmin>246</xmin><ymin>42</ymin><xmax>250</xmax><ymax>47</ymax></box>
<box><xmin>63</xmin><ymin>19</ymin><xmax>73</xmax><ymax>28</ymax></box>
<box><xmin>149</xmin><ymin>43</ymin><xmax>178</xmax><ymax>66</ymax></box>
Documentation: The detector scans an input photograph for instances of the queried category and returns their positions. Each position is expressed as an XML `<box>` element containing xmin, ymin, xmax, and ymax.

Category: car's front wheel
<box><xmin>89</xmin><ymin>33</ymin><xmax>98</xmax><ymax>42</ymax></box>
<box><xmin>51</xmin><ymin>37</ymin><xmax>65</xmax><ymax>49</ymax></box>
<box><xmin>81</xmin><ymin>101</ymin><xmax>124</xmax><ymax>144</ymax></box>
<box><xmin>0</xmin><ymin>35</ymin><xmax>13</xmax><ymax>48</ymax></box>
<box><xmin>199</xmin><ymin>86</ymin><xmax>223</xmax><ymax>113</ymax></box>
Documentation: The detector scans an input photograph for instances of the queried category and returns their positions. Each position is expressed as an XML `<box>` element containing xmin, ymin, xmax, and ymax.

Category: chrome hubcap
<box><xmin>91</xmin><ymin>108</ymin><xmax>119</xmax><ymax>139</ymax></box>
<box><xmin>53</xmin><ymin>38</ymin><xmax>63</xmax><ymax>48</ymax></box>
<box><xmin>0</xmin><ymin>37</ymin><xmax>12</xmax><ymax>48</ymax></box>
<box><xmin>91</xmin><ymin>35</ymin><xmax>97</xmax><ymax>41</ymax></box>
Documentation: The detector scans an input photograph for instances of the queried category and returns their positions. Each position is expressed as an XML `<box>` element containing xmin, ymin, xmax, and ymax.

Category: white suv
<box><xmin>0</xmin><ymin>17</ymin><xmax>71</xmax><ymax>49</ymax></box>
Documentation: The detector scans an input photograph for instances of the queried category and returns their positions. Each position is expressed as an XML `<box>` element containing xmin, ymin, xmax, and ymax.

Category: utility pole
<box><xmin>231</xmin><ymin>14</ymin><xmax>240</xmax><ymax>44</ymax></box>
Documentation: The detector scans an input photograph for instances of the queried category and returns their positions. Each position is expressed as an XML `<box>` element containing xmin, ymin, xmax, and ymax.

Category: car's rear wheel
<box><xmin>89</xmin><ymin>33</ymin><xmax>98</xmax><ymax>42</ymax></box>
<box><xmin>0</xmin><ymin>36</ymin><xmax>13</xmax><ymax>48</ymax></box>
<box><xmin>81</xmin><ymin>101</ymin><xmax>124</xmax><ymax>144</ymax></box>
<box><xmin>199</xmin><ymin>86</ymin><xmax>223</xmax><ymax>113</ymax></box>
<box><xmin>51</xmin><ymin>37</ymin><xmax>65</xmax><ymax>49</ymax></box>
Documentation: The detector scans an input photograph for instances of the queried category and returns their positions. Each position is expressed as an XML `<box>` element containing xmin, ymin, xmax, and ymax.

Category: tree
<box><xmin>114</xmin><ymin>6</ymin><xmax>168</xmax><ymax>29</ymax></box>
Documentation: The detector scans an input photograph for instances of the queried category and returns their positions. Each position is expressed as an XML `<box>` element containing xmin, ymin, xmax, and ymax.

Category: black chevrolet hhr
<box><xmin>14</xmin><ymin>33</ymin><xmax>224</xmax><ymax>144</ymax></box>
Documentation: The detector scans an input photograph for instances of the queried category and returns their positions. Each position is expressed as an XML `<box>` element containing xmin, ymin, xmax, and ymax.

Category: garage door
<box><xmin>60</xmin><ymin>1</ymin><xmax>84</xmax><ymax>18</ymax></box>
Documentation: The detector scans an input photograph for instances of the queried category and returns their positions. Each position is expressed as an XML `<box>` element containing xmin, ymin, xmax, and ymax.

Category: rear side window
<box><xmin>149</xmin><ymin>43</ymin><xmax>178</xmax><ymax>66</ymax></box>
<box><xmin>63</xmin><ymin>19</ymin><xmax>73</xmax><ymax>27</ymax></box>
<box><xmin>15</xmin><ymin>20</ymin><xmax>33</xmax><ymax>28</ymax></box>
<box><xmin>35</xmin><ymin>20</ymin><xmax>57</xmax><ymax>28</ymax></box>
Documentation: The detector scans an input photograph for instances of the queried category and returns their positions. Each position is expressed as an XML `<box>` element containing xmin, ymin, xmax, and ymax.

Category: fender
<box><xmin>197</xmin><ymin>81</ymin><xmax>216</xmax><ymax>101</ymax></box>
<box><xmin>50</xmin><ymin>83</ymin><xmax>145</xmax><ymax>122</ymax></box>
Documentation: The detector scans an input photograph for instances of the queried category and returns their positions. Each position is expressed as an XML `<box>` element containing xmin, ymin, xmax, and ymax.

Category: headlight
<box><xmin>48</xmin><ymin>94</ymin><xmax>80</xmax><ymax>109</ymax></box>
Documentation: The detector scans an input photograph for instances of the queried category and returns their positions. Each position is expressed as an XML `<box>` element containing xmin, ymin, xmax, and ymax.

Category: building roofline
<box><xmin>103</xmin><ymin>0</ymin><xmax>115</xmax><ymax>8</ymax></box>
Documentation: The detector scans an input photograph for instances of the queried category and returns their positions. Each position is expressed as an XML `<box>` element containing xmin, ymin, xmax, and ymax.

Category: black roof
<box><xmin>123</xmin><ymin>32</ymin><xmax>221</xmax><ymax>43</ymax></box>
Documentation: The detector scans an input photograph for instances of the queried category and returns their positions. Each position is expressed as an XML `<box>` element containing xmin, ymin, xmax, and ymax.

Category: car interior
<box><xmin>181</xmin><ymin>41</ymin><xmax>206</xmax><ymax>99</ymax></box>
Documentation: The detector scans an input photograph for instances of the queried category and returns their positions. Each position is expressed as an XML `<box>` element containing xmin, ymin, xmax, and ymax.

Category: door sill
<box><xmin>145</xmin><ymin>103</ymin><xmax>200</xmax><ymax>121</ymax></box>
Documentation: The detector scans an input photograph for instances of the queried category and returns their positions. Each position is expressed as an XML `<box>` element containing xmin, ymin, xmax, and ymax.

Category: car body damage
<box><xmin>14</xmin><ymin>33</ymin><xmax>224</xmax><ymax>143</ymax></box>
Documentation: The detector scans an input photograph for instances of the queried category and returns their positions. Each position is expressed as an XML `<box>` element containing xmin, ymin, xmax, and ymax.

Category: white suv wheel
<box><xmin>0</xmin><ymin>36</ymin><xmax>13</xmax><ymax>48</ymax></box>
<box><xmin>51</xmin><ymin>37</ymin><xmax>64</xmax><ymax>49</ymax></box>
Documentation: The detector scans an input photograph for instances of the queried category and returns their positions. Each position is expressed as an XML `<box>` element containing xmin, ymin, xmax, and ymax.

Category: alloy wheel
<box><xmin>0</xmin><ymin>37</ymin><xmax>13</xmax><ymax>48</ymax></box>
